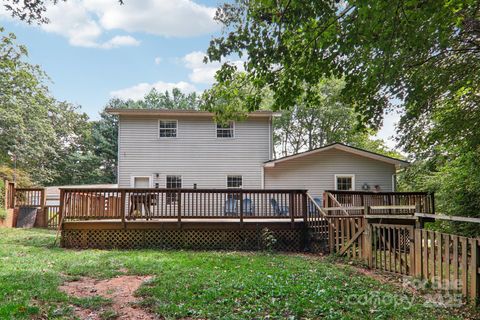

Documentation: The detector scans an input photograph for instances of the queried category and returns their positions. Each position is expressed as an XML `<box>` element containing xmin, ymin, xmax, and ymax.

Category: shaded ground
<box><xmin>0</xmin><ymin>228</ymin><xmax>478</xmax><ymax>319</ymax></box>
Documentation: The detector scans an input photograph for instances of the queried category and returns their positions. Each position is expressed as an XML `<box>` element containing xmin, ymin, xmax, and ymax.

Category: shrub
<box><xmin>260</xmin><ymin>228</ymin><xmax>277</xmax><ymax>251</ymax></box>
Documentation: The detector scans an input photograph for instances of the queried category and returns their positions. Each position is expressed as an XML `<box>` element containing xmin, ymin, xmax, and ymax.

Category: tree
<box><xmin>206</xmin><ymin>0</ymin><xmax>479</xmax><ymax>140</ymax></box>
<box><xmin>273</xmin><ymin>78</ymin><xmax>360</xmax><ymax>156</ymax></box>
<box><xmin>0</xmin><ymin>28</ymin><xmax>57</xmax><ymax>183</ymax></box>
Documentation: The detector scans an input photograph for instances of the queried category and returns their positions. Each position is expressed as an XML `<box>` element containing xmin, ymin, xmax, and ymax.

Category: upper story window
<box><xmin>216</xmin><ymin>121</ymin><xmax>234</xmax><ymax>138</ymax></box>
<box><xmin>159</xmin><ymin>120</ymin><xmax>177</xmax><ymax>138</ymax></box>
<box><xmin>227</xmin><ymin>175</ymin><xmax>243</xmax><ymax>188</ymax></box>
<box><xmin>335</xmin><ymin>174</ymin><xmax>355</xmax><ymax>191</ymax></box>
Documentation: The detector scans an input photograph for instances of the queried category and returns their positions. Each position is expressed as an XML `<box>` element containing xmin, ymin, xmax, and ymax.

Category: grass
<box><xmin>0</xmin><ymin>228</ymin><xmax>474</xmax><ymax>319</ymax></box>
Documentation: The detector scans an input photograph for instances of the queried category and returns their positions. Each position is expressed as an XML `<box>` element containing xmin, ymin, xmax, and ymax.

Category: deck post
<box><xmin>289</xmin><ymin>191</ymin><xmax>295</xmax><ymax>229</ymax></box>
<box><xmin>302</xmin><ymin>192</ymin><xmax>308</xmax><ymax>224</ymax></box>
<box><xmin>177</xmin><ymin>190</ymin><xmax>182</xmax><ymax>227</ymax></box>
<box><xmin>239</xmin><ymin>190</ymin><xmax>244</xmax><ymax>228</ymax></box>
<box><xmin>470</xmin><ymin>239</ymin><xmax>479</xmax><ymax>305</ymax></box>
<box><xmin>39</xmin><ymin>188</ymin><xmax>47</xmax><ymax>228</ymax></box>
<box><xmin>363</xmin><ymin>206</ymin><xmax>372</xmax><ymax>267</ymax></box>
<box><xmin>2</xmin><ymin>179</ymin><xmax>7</xmax><ymax>210</ymax></box>
<box><xmin>58</xmin><ymin>189</ymin><xmax>65</xmax><ymax>231</ymax></box>
<box><xmin>120</xmin><ymin>190</ymin><xmax>126</xmax><ymax>229</ymax></box>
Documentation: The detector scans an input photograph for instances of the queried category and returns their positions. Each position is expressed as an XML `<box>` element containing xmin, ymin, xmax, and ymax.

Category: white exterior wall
<box><xmin>264</xmin><ymin>149</ymin><xmax>396</xmax><ymax>199</ymax></box>
<box><xmin>118</xmin><ymin>115</ymin><xmax>271</xmax><ymax>188</ymax></box>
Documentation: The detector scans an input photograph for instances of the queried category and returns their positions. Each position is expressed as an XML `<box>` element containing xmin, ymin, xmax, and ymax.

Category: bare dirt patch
<box><xmin>60</xmin><ymin>275</ymin><xmax>157</xmax><ymax>319</ymax></box>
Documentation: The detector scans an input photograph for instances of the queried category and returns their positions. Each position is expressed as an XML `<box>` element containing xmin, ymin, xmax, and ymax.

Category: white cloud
<box><xmin>100</xmin><ymin>35</ymin><xmax>140</xmax><ymax>49</ymax></box>
<box><xmin>110</xmin><ymin>81</ymin><xmax>197</xmax><ymax>101</ymax></box>
<box><xmin>183</xmin><ymin>51</ymin><xmax>244</xmax><ymax>85</ymax></box>
<box><xmin>0</xmin><ymin>0</ymin><xmax>218</xmax><ymax>48</ymax></box>
<box><xmin>34</xmin><ymin>0</ymin><xmax>139</xmax><ymax>49</ymax></box>
<box><xmin>85</xmin><ymin>0</ymin><xmax>219</xmax><ymax>37</ymax></box>
<box><xmin>154</xmin><ymin>57</ymin><xmax>162</xmax><ymax>65</ymax></box>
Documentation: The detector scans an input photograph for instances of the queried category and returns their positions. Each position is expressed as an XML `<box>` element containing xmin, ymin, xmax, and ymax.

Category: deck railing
<box><xmin>14</xmin><ymin>188</ymin><xmax>45</xmax><ymax>208</ymax></box>
<box><xmin>60</xmin><ymin>188</ymin><xmax>308</xmax><ymax>222</ymax></box>
<box><xmin>324</xmin><ymin>190</ymin><xmax>434</xmax><ymax>215</ymax></box>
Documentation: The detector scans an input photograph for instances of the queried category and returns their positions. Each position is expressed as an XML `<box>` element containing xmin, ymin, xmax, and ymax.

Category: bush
<box><xmin>260</xmin><ymin>228</ymin><xmax>277</xmax><ymax>251</ymax></box>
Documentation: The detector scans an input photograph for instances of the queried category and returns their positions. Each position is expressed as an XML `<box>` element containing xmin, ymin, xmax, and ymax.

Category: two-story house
<box><xmin>107</xmin><ymin>109</ymin><xmax>408</xmax><ymax>200</ymax></box>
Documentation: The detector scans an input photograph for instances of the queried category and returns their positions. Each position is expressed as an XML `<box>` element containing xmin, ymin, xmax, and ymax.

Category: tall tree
<box><xmin>273</xmin><ymin>78</ymin><xmax>360</xmax><ymax>156</ymax></box>
<box><xmin>0</xmin><ymin>28</ymin><xmax>57</xmax><ymax>183</ymax></box>
<box><xmin>206</xmin><ymin>0</ymin><xmax>479</xmax><ymax>139</ymax></box>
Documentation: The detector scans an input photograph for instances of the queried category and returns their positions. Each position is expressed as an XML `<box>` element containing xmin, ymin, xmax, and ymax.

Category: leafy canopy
<box><xmin>207</xmin><ymin>0</ymin><xmax>479</xmax><ymax>144</ymax></box>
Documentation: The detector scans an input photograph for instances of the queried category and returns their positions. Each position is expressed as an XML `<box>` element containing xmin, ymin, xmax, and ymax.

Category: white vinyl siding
<box><xmin>118</xmin><ymin>116</ymin><xmax>270</xmax><ymax>189</ymax></box>
<box><xmin>264</xmin><ymin>149</ymin><xmax>396</xmax><ymax>199</ymax></box>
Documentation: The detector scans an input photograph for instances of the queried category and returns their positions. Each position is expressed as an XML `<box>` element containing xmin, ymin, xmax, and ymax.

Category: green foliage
<box><xmin>0</xmin><ymin>228</ymin><xmax>473</xmax><ymax>319</ymax></box>
<box><xmin>399</xmin><ymin>146</ymin><xmax>480</xmax><ymax>237</ymax></box>
<box><xmin>0</xmin><ymin>28</ymin><xmax>57</xmax><ymax>183</ymax></box>
<box><xmin>207</xmin><ymin>0</ymin><xmax>479</xmax><ymax>134</ymax></box>
<box><xmin>271</xmin><ymin>77</ymin><xmax>402</xmax><ymax>158</ymax></box>
<box><xmin>116</xmin><ymin>88</ymin><xmax>200</xmax><ymax>110</ymax></box>
<box><xmin>260</xmin><ymin>227</ymin><xmax>277</xmax><ymax>251</ymax></box>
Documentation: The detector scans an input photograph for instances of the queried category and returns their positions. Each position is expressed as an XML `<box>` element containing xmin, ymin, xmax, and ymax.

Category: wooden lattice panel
<box><xmin>62</xmin><ymin>228</ymin><xmax>304</xmax><ymax>251</ymax></box>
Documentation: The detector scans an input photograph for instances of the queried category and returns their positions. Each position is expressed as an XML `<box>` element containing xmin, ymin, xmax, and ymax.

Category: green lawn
<box><xmin>0</xmin><ymin>228</ymin><xmax>472</xmax><ymax>319</ymax></box>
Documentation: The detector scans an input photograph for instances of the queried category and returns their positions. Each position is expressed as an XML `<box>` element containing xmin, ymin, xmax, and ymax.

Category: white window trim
<box><xmin>215</xmin><ymin>121</ymin><xmax>235</xmax><ymax>138</ymax></box>
<box><xmin>158</xmin><ymin>119</ymin><xmax>178</xmax><ymax>139</ymax></box>
<box><xmin>166</xmin><ymin>175</ymin><xmax>182</xmax><ymax>189</ymax></box>
<box><xmin>226</xmin><ymin>175</ymin><xmax>243</xmax><ymax>189</ymax></box>
<box><xmin>392</xmin><ymin>174</ymin><xmax>397</xmax><ymax>192</ymax></box>
<box><xmin>130</xmin><ymin>176</ymin><xmax>153</xmax><ymax>188</ymax></box>
<box><xmin>334</xmin><ymin>174</ymin><xmax>355</xmax><ymax>191</ymax></box>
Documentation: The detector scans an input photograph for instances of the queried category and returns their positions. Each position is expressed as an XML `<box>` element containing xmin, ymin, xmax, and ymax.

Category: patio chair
<box><xmin>270</xmin><ymin>198</ymin><xmax>289</xmax><ymax>216</ymax></box>
<box><xmin>224</xmin><ymin>198</ymin><xmax>238</xmax><ymax>215</ymax></box>
<box><xmin>242</xmin><ymin>198</ymin><xmax>254</xmax><ymax>216</ymax></box>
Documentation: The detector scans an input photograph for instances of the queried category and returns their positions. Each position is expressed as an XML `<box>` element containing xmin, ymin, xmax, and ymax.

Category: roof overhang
<box><xmin>105</xmin><ymin>108</ymin><xmax>281</xmax><ymax>118</ymax></box>
<box><xmin>264</xmin><ymin>143</ymin><xmax>409</xmax><ymax>169</ymax></box>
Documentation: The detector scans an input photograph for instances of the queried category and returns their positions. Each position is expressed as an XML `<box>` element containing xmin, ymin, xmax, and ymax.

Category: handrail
<box><xmin>60</xmin><ymin>188</ymin><xmax>308</xmax><ymax>222</ymax></box>
<box><xmin>415</xmin><ymin>212</ymin><xmax>480</xmax><ymax>224</ymax></box>
<box><xmin>325</xmin><ymin>190</ymin><xmax>430</xmax><ymax>196</ymax></box>
<box><xmin>59</xmin><ymin>187</ymin><xmax>309</xmax><ymax>193</ymax></box>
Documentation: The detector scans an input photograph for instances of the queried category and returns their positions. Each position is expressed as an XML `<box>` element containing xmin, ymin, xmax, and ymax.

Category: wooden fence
<box><xmin>45</xmin><ymin>205</ymin><xmax>60</xmax><ymax>229</ymax></box>
<box><xmin>60</xmin><ymin>188</ymin><xmax>308</xmax><ymax>222</ymax></box>
<box><xmin>322</xmin><ymin>212</ymin><xmax>480</xmax><ymax>305</ymax></box>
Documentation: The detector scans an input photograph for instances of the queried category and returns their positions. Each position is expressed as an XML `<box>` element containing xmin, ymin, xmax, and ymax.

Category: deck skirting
<box><xmin>61</xmin><ymin>222</ymin><xmax>305</xmax><ymax>251</ymax></box>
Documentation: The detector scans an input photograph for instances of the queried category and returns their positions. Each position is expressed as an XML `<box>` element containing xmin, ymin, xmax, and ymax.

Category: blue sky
<box><xmin>0</xmin><ymin>0</ymin><xmax>398</xmax><ymax>147</ymax></box>
<box><xmin>0</xmin><ymin>0</ymin><xmax>226</xmax><ymax>118</ymax></box>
